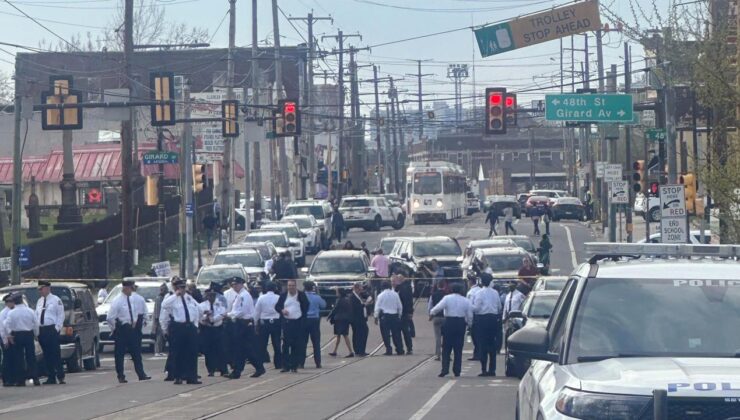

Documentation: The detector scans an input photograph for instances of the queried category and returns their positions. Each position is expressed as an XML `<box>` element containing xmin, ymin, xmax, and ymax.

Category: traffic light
<box><xmin>679</xmin><ymin>173</ymin><xmax>696</xmax><ymax>214</ymax></box>
<box><xmin>41</xmin><ymin>76</ymin><xmax>83</xmax><ymax>131</ymax></box>
<box><xmin>505</xmin><ymin>93</ymin><xmax>517</xmax><ymax>128</ymax></box>
<box><xmin>632</xmin><ymin>160</ymin><xmax>645</xmax><ymax>193</ymax></box>
<box><xmin>193</xmin><ymin>164</ymin><xmax>207</xmax><ymax>193</ymax></box>
<box><xmin>221</xmin><ymin>100</ymin><xmax>239</xmax><ymax>138</ymax></box>
<box><xmin>277</xmin><ymin>99</ymin><xmax>300</xmax><ymax>137</ymax></box>
<box><xmin>485</xmin><ymin>87</ymin><xmax>507</xmax><ymax>135</ymax></box>
<box><xmin>86</xmin><ymin>187</ymin><xmax>102</xmax><ymax>205</ymax></box>
<box><xmin>145</xmin><ymin>176</ymin><xmax>158</xmax><ymax>206</ymax></box>
<box><xmin>150</xmin><ymin>72</ymin><xmax>176</xmax><ymax>126</ymax></box>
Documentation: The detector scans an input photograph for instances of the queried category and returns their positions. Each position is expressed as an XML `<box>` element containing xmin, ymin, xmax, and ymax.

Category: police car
<box><xmin>509</xmin><ymin>243</ymin><xmax>740</xmax><ymax>420</ymax></box>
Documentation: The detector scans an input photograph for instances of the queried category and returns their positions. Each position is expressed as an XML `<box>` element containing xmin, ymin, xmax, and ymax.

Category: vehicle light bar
<box><xmin>585</xmin><ymin>242</ymin><xmax>740</xmax><ymax>262</ymax></box>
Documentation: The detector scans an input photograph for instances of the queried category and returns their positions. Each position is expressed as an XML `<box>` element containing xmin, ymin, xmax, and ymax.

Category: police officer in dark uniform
<box><xmin>160</xmin><ymin>278</ymin><xmax>202</xmax><ymax>385</ymax></box>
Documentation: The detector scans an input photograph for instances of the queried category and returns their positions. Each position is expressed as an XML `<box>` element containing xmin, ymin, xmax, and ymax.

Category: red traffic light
<box><xmin>284</xmin><ymin>102</ymin><xmax>296</xmax><ymax>113</ymax></box>
<box><xmin>505</xmin><ymin>96</ymin><xmax>514</xmax><ymax>107</ymax></box>
<box><xmin>489</xmin><ymin>94</ymin><xmax>502</xmax><ymax>105</ymax></box>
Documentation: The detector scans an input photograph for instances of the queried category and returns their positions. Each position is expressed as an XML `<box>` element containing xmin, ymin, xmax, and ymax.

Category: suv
<box><xmin>339</xmin><ymin>195</ymin><xmax>404</xmax><ymax>231</ymax></box>
<box><xmin>0</xmin><ymin>281</ymin><xmax>100</xmax><ymax>372</ymax></box>
<box><xmin>510</xmin><ymin>243</ymin><xmax>740</xmax><ymax>420</ymax></box>
<box><xmin>282</xmin><ymin>215</ymin><xmax>322</xmax><ymax>254</ymax></box>
<box><xmin>196</xmin><ymin>264</ymin><xmax>250</xmax><ymax>291</ymax></box>
<box><xmin>230</xmin><ymin>241</ymin><xmax>278</xmax><ymax>262</ymax></box>
<box><xmin>260</xmin><ymin>221</ymin><xmax>307</xmax><ymax>266</ymax></box>
<box><xmin>466</xmin><ymin>191</ymin><xmax>480</xmax><ymax>215</ymax></box>
<box><xmin>243</xmin><ymin>231</ymin><xmax>294</xmax><ymax>261</ymax></box>
<box><xmin>283</xmin><ymin>200</ymin><xmax>333</xmax><ymax>249</ymax></box>
<box><xmin>302</xmin><ymin>250</ymin><xmax>372</xmax><ymax>308</ymax></box>
<box><xmin>469</xmin><ymin>247</ymin><xmax>538</xmax><ymax>284</ymax></box>
<box><xmin>388</xmin><ymin>236</ymin><xmax>463</xmax><ymax>296</ymax></box>
<box><xmin>97</xmin><ymin>278</ymin><xmax>168</xmax><ymax>353</ymax></box>
<box><xmin>212</xmin><ymin>248</ymin><xmax>266</xmax><ymax>280</ymax></box>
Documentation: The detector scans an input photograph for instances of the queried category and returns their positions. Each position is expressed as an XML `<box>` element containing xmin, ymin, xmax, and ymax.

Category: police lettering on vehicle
<box><xmin>667</xmin><ymin>382</ymin><xmax>740</xmax><ymax>392</ymax></box>
<box><xmin>673</xmin><ymin>279</ymin><xmax>740</xmax><ymax>287</ymax></box>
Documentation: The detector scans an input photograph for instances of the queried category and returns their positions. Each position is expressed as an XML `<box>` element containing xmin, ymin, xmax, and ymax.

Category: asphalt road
<box><xmin>0</xmin><ymin>212</ymin><xmax>598</xmax><ymax>420</ymax></box>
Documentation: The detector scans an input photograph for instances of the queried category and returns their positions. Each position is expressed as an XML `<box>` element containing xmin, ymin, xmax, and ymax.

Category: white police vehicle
<box><xmin>338</xmin><ymin>195</ymin><xmax>405</xmax><ymax>231</ymax></box>
<box><xmin>510</xmin><ymin>243</ymin><xmax>740</xmax><ymax>420</ymax></box>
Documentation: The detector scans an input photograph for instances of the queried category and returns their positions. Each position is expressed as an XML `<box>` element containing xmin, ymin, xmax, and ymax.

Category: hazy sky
<box><xmin>0</xmin><ymin>0</ymin><xmax>675</xmax><ymax>110</ymax></box>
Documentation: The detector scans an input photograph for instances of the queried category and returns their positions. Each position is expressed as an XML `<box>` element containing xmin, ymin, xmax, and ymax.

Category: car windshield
<box><xmin>557</xmin><ymin>198</ymin><xmax>582</xmax><ymax>205</ymax></box>
<box><xmin>213</xmin><ymin>251</ymin><xmax>263</xmax><ymax>267</ymax></box>
<box><xmin>414</xmin><ymin>172</ymin><xmax>442</xmax><ymax>195</ymax></box>
<box><xmin>569</xmin><ymin>278</ymin><xmax>740</xmax><ymax>362</ymax></box>
<box><xmin>197</xmin><ymin>267</ymin><xmax>246</xmax><ymax>286</ymax></box>
<box><xmin>106</xmin><ymin>285</ymin><xmax>160</xmax><ymax>303</ymax></box>
<box><xmin>413</xmin><ymin>240</ymin><xmax>461</xmax><ymax>257</ymax></box>
<box><xmin>285</xmin><ymin>206</ymin><xmax>324</xmax><ymax>219</ymax></box>
<box><xmin>483</xmin><ymin>254</ymin><xmax>525</xmax><ymax>272</ymax></box>
<box><xmin>380</xmin><ymin>239</ymin><xmax>397</xmax><ymax>255</ymax></box>
<box><xmin>511</xmin><ymin>238</ymin><xmax>536</xmax><ymax>253</ymax></box>
<box><xmin>538</xmin><ymin>279</ymin><xmax>567</xmax><ymax>291</ymax></box>
<box><xmin>239</xmin><ymin>244</ymin><xmax>270</xmax><ymax>260</ymax></box>
<box><xmin>525</xmin><ymin>294</ymin><xmax>559</xmax><ymax>318</ymax></box>
<box><xmin>287</xmin><ymin>218</ymin><xmax>312</xmax><ymax>229</ymax></box>
<box><xmin>310</xmin><ymin>257</ymin><xmax>366</xmax><ymax>274</ymax></box>
<box><xmin>10</xmin><ymin>286</ymin><xmax>73</xmax><ymax>309</ymax></box>
<box><xmin>262</xmin><ymin>225</ymin><xmax>301</xmax><ymax>238</ymax></box>
<box><xmin>341</xmin><ymin>199</ymin><xmax>370</xmax><ymax>208</ymax></box>
<box><xmin>245</xmin><ymin>233</ymin><xmax>288</xmax><ymax>247</ymax></box>
<box><xmin>532</xmin><ymin>191</ymin><xmax>558</xmax><ymax>198</ymax></box>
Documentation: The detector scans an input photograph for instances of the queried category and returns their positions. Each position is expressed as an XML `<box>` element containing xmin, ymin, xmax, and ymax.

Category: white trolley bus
<box><xmin>406</xmin><ymin>161</ymin><xmax>467</xmax><ymax>224</ymax></box>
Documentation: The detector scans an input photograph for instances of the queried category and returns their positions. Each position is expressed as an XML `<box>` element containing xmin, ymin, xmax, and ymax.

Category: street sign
<box><xmin>475</xmin><ymin>0</ymin><xmax>600</xmax><ymax>57</ymax></box>
<box><xmin>595</xmin><ymin>161</ymin><xmax>606</xmax><ymax>179</ymax></box>
<box><xmin>151</xmin><ymin>261</ymin><xmax>172</xmax><ymax>277</ymax></box>
<box><xmin>610</xmin><ymin>181</ymin><xmax>629</xmax><ymax>204</ymax></box>
<box><xmin>603</xmin><ymin>164</ymin><xmax>623</xmax><ymax>182</ymax></box>
<box><xmin>185</xmin><ymin>203</ymin><xmax>194</xmax><ymax>217</ymax></box>
<box><xmin>195</xmin><ymin>153</ymin><xmax>223</xmax><ymax>164</ymax></box>
<box><xmin>660</xmin><ymin>217</ymin><xmax>688</xmax><ymax>244</ymax></box>
<box><xmin>545</xmin><ymin>94</ymin><xmax>634</xmax><ymax>122</ymax></box>
<box><xmin>659</xmin><ymin>185</ymin><xmax>687</xmax><ymax>218</ymax></box>
<box><xmin>0</xmin><ymin>257</ymin><xmax>10</xmax><ymax>272</ymax></box>
<box><xmin>142</xmin><ymin>151</ymin><xmax>178</xmax><ymax>165</ymax></box>
<box><xmin>645</xmin><ymin>128</ymin><xmax>667</xmax><ymax>142</ymax></box>
<box><xmin>18</xmin><ymin>246</ymin><xmax>30</xmax><ymax>268</ymax></box>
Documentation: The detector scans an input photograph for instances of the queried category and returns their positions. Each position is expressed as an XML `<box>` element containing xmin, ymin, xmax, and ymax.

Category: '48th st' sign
<box><xmin>545</xmin><ymin>94</ymin><xmax>634</xmax><ymax>123</ymax></box>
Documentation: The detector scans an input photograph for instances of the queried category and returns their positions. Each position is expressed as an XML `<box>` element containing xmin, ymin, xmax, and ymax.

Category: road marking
<box><xmin>408</xmin><ymin>379</ymin><xmax>456</xmax><ymax>420</ymax></box>
<box><xmin>562</xmin><ymin>224</ymin><xmax>579</xmax><ymax>270</ymax></box>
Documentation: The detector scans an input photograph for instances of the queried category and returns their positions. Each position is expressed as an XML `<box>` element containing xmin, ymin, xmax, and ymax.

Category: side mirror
<box><xmin>400</xmin><ymin>252</ymin><xmax>410</xmax><ymax>261</ymax></box>
<box><xmin>73</xmin><ymin>298</ymin><xmax>82</xmax><ymax>310</ymax></box>
<box><xmin>507</xmin><ymin>325</ymin><xmax>558</xmax><ymax>362</ymax></box>
<box><xmin>508</xmin><ymin>310</ymin><xmax>524</xmax><ymax>319</ymax></box>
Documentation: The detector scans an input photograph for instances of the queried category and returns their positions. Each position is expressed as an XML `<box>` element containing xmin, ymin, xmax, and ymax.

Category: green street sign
<box><xmin>645</xmin><ymin>128</ymin><xmax>667</xmax><ymax>142</ymax></box>
<box><xmin>545</xmin><ymin>94</ymin><xmax>634</xmax><ymax>123</ymax></box>
<box><xmin>142</xmin><ymin>151</ymin><xmax>178</xmax><ymax>165</ymax></box>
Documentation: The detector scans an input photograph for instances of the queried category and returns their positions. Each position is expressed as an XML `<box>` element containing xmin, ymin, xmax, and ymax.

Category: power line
<box><xmin>3</xmin><ymin>0</ymin><xmax>81</xmax><ymax>51</ymax></box>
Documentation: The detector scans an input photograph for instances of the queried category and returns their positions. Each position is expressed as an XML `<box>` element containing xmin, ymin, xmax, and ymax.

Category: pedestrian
<box><xmin>222</xmin><ymin>277</ymin><xmax>240</xmax><ymax>373</ymax></box>
<box><xmin>503</xmin><ymin>206</ymin><xmax>517</xmax><ymax>235</ymax></box>
<box><xmin>108</xmin><ymin>280</ymin><xmax>150</xmax><ymax>384</ymax></box>
<box><xmin>531</xmin><ymin>205</ymin><xmax>542</xmax><ymax>236</ymax></box>
<box><xmin>466</xmin><ymin>277</ymin><xmax>482</xmax><ymax>361</ymax></box>
<box><xmin>332</xmin><ymin>205</ymin><xmax>345</xmax><ymax>243</ymax></box>
<box><xmin>327</xmin><ymin>288</ymin><xmax>354</xmax><ymax>357</ymax></box>
<box><xmin>275</xmin><ymin>279</ymin><xmax>309</xmax><ymax>372</ymax></box>
<box><xmin>1</xmin><ymin>293</ymin><xmax>17</xmax><ymax>386</ymax></box>
<box><xmin>370</xmin><ymin>248</ymin><xmax>390</xmax><ymax>295</ymax></box>
<box><xmin>543</xmin><ymin>205</ymin><xmax>552</xmax><ymax>236</ymax></box>
<box><xmin>5</xmin><ymin>293</ymin><xmax>40</xmax><ymax>386</ymax></box>
<box><xmin>153</xmin><ymin>283</ymin><xmax>169</xmax><ymax>356</ymax></box>
<box><xmin>302</xmin><ymin>281</ymin><xmax>326</xmax><ymax>368</ymax></box>
<box><xmin>97</xmin><ymin>281</ymin><xmax>109</xmax><ymax>304</ymax></box>
<box><xmin>160</xmin><ymin>277</ymin><xmax>202</xmax><ymax>385</ymax></box>
<box><xmin>359</xmin><ymin>241</ymin><xmax>371</xmax><ymax>258</ymax></box>
<box><xmin>430</xmin><ymin>283</ymin><xmax>473</xmax><ymax>378</ymax></box>
<box><xmin>420</xmin><ymin>260</ymin><xmax>444</xmax><ymax>298</ymax></box>
<box><xmin>583</xmin><ymin>188</ymin><xmax>593</xmax><ymax>221</ymax></box>
<box><xmin>35</xmin><ymin>280</ymin><xmax>65</xmax><ymax>385</ymax></box>
<box><xmin>186</xmin><ymin>281</ymin><xmax>204</xmax><ymax>303</ymax></box>
<box><xmin>517</xmin><ymin>257</ymin><xmax>539</xmax><ymax>286</ymax></box>
<box><xmin>350</xmin><ymin>282</ymin><xmax>372</xmax><ymax>356</ymax></box>
<box><xmin>225</xmin><ymin>277</ymin><xmax>265</xmax><ymax>379</ymax></box>
<box><xmin>394</xmin><ymin>274</ymin><xmax>414</xmax><ymax>355</ymax></box>
<box><xmin>254</xmin><ymin>282</ymin><xmax>282</xmax><ymax>369</ymax></box>
<box><xmin>373</xmin><ymin>281</ymin><xmax>404</xmax><ymax>356</ymax></box>
<box><xmin>427</xmin><ymin>279</ymin><xmax>448</xmax><ymax>361</ymax></box>
<box><xmin>198</xmin><ymin>288</ymin><xmax>228</xmax><ymax>377</ymax></box>
<box><xmin>202</xmin><ymin>212</ymin><xmax>217</xmax><ymax>254</ymax></box>
<box><xmin>272</xmin><ymin>251</ymin><xmax>298</xmax><ymax>282</ymax></box>
<box><xmin>503</xmin><ymin>282</ymin><xmax>528</xmax><ymax>320</ymax></box>
<box><xmin>343</xmin><ymin>240</ymin><xmax>355</xmax><ymax>250</ymax></box>
<box><xmin>538</xmin><ymin>234</ymin><xmax>553</xmax><ymax>275</ymax></box>
<box><xmin>472</xmin><ymin>275</ymin><xmax>502</xmax><ymax>377</ymax></box>
<box><xmin>484</xmin><ymin>205</ymin><xmax>499</xmax><ymax>237</ymax></box>
<box><xmin>264</xmin><ymin>252</ymin><xmax>277</xmax><ymax>276</ymax></box>
<box><xmin>162</xmin><ymin>278</ymin><xmax>177</xmax><ymax>381</ymax></box>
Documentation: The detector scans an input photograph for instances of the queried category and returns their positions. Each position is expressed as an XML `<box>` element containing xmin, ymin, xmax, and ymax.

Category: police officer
<box><xmin>160</xmin><ymin>278</ymin><xmax>202</xmax><ymax>385</ymax></box>
<box><xmin>222</xmin><ymin>277</ymin><xmax>241</xmax><ymax>373</ymax></box>
<box><xmin>35</xmin><ymin>280</ymin><xmax>65</xmax><ymax>385</ymax></box>
<box><xmin>199</xmin><ymin>288</ymin><xmax>228</xmax><ymax>377</ymax></box>
<box><xmin>302</xmin><ymin>281</ymin><xmax>326</xmax><ymax>368</ymax></box>
<box><xmin>254</xmin><ymin>282</ymin><xmax>282</xmax><ymax>369</ymax></box>
<box><xmin>107</xmin><ymin>280</ymin><xmax>150</xmax><ymax>383</ymax></box>
<box><xmin>430</xmin><ymin>283</ymin><xmax>473</xmax><ymax>378</ymax></box>
<box><xmin>227</xmin><ymin>277</ymin><xmax>265</xmax><ymax>379</ymax></box>
<box><xmin>373</xmin><ymin>281</ymin><xmax>404</xmax><ymax>355</ymax></box>
<box><xmin>1</xmin><ymin>293</ymin><xmax>16</xmax><ymax>386</ymax></box>
<box><xmin>472</xmin><ymin>275</ymin><xmax>502</xmax><ymax>376</ymax></box>
<box><xmin>274</xmin><ymin>279</ymin><xmax>309</xmax><ymax>372</ymax></box>
<box><xmin>5</xmin><ymin>293</ymin><xmax>40</xmax><ymax>386</ymax></box>
<box><xmin>466</xmin><ymin>277</ymin><xmax>482</xmax><ymax>361</ymax></box>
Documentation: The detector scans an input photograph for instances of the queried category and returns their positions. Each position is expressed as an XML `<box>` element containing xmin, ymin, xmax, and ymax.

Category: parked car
<box><xmin>97</xmin><ymin>278</ymin><xmax>168</xmax><ymax>353</ymax></box>
<box><xmin>524</xmin><ymin>195</ymin><xmax>550</xmax><ymax>217</ymax></box>
<box><xmin>196</xmin><ymin>264</ymin><xmax>250</xmax><ymax>291</ymax></box>
<box><xmin>243</xmin><ymin>231</ymin><xmax>294</xmax><ymax>260</ymax></box>
<box><xmin>282</xmin><ymin>215</ymin><xmax>322</xmax><ymax>254</ymax></box>
<box><xmin>388</xmin><ymin>236</ymin><xmax>464</xmax><ymax>297</ymax></box>
<box><xmin>379</xmin><ymin>236</ymin><xmax>411</xmax><ymax>256</ymax></box>
<box><xmin>504</xmin><ymin>290</ymin><xmax>561</xmax><ymax>377</ymax></box>
<box><xmin>230</xmin><ymin>241</ymin><xmax>278</xmax><ymax>262</ymax></box>
<box><xmin>301</xmin><ymin>250</ymin><xmax>372</xmax><ymax>309</ymax></box>
<box><xmin>283</xmin><ymin>200</ymin><xmax>333</xmax><ymax>249</ymax></box>
<box><xmin>498</xmin><ymin>235</ymin><xmax>539</xmax><ymax>264</ymax></box>
<box><xmin>212</xmin><ymin>248</ymin><xmax>266</xmax><ymax>280</ymax></box>
<box><xmin>550</xmin><ymin>197</ymin><xmax>585</xmax><ymax>221</ymax></box>
<box><xmin>468</xmin><ymin>247</ymin><xmax>539</xmax><ymax>284</ymax></box>
<box><xmin>0</xmin><ymin>281</ymin><xmax>100</xmax><ymax>372</ymax></box>
<box><xmin>260</xmin><ymin>221</ymin><xmax>307</xmax><ymax>266</ymax></box>
<box><xmin>462</xmin><ymin>238</ymin><xmax>517</xmax><ymax>278</ymax></box>
<box><xmin>338</xmin><ymin>195</ymin><xmax>405</xmax><ymax>231</ymax></box>
<box><xmin>466</xmin><ymin>191</ymin><xmax>480</xmax><ymax>215</ymax></box>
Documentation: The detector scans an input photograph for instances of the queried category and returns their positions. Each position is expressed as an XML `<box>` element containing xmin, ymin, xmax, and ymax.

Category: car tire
<box><xmin>67</xmin><ymin>342</ymin><xmax>83</xmax><ymax>373</ymax></box>
<box><xmin>648</xmin><ymin>206</ymin><xmax>661</xmax><ymax>223</ymax></box>
<box><xmin>505</xmin><ymin>354</ymin><xmax>517</xmax><ymax>377</ymax></box>
<box><xmin>83</xmin><ymin>341</ymin><xmax>98</xmax><ymax>371</ymax></box>
<box><xmin>372</xmin><ymin>216</ymin><xmax>382</xmax><ymax>231</ymax></box>
<box><xmin>393</xmin><ymin>215</ymin><xmax>405</xmax><ymax>230</ymax></box>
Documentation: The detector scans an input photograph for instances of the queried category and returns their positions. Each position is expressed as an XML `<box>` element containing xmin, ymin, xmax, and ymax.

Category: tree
<box><xmin>0</xmin><ymin>71</ymin><xmax>12</xmax><ymax>105</ymax></box>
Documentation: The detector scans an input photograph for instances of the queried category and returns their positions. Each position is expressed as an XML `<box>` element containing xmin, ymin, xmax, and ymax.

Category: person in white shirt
<box><xmin>5</xmin><ymin>293</ymin><xmax>40</xmax><ymax>386</ymax></box>
<box><xmin>97</xmin><ymin>282</ymin><xmax>109</xmax><ymax>305</ymax></box>
<box><xmin>466</xmin><ymin>277</ymin><xmax>482</xmax><ymax>361</ymax></box>
<box><xmin>430</xmin><ymin>283</ymin><xmax>474</xmax><ymax>378</ymax></box>
<box><xmin>160</xmin><ymin>278</ymin><xmax>202</xmax><ymax>385</ymax></box>
<box><xmin>503</xmin><ymin>206</ymin><xmax>517</xmax><ymax>235</ymax></box>
<box><xmin>275</xmin><ymin>279</ymin><xmax>309</xmax><ymax>372</ymax></box>
<box><xmin>472</xmin><ymin>275</ymin><xmax>503</xmax><ymax>377</ymax></box>
<box><xmin>198</xmin><ymin>288</ymin><xmax>228</xmax><ymax>377</ymax></box>
<box><xmin>35</xmin><ymin>280</ymin><xmax>66</xmax><ymax>385</ymax></box>
<box><xmin>107</xmin><ymin>280</ymin><xmax>150</xmax><ymax>383</ymax></box>
<box><xmin>503</xmin><ymin>283</ymin><xmax>527</xmax><ymax>320</ymax></box>
<box><xmin>221</xmin><ymin>278</ymin><xmax>240</xmax><ymax>374</ymax></box>
<box><xmin>226</xmin><ymin>277</ymin><xmax>265</xmax><ymax>379</ymax></box>
<box><xmin>373</xmin><ymin>281</ymin><xmax>405</xmax><ymax>355</ymax></box>
<box><xmin>254</xmin><ymin>282</ymin><xmax>282</xmax><ymax>369</ymax></box>
<box><xmin>1</xmin><ymin>294</ymin><xmax>18</xmax><ymax>386</ymax></box>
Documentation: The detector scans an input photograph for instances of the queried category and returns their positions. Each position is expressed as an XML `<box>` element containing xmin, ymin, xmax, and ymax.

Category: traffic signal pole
<box><xmin>222</xmin><ymin>0</ymin><xmax>236</xmax><ymax>244</ymax></box>
<box><xmin>624</xmin><ymin>42</ymin><xmax>634</xmax><ymax>242</ymax></box>
<box><xmin>121</xmin><ymin>0</ymin><xmax>135</xmax><ymax>277</ymax></box>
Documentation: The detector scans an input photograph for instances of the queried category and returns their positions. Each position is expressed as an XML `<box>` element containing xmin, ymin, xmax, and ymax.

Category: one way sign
<box><xmin>660</xmin><ymin>185</ymin><xmax>686</xmax><ymax>218</ymax></box>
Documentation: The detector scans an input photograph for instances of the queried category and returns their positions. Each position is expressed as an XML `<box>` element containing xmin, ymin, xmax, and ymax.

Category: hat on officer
<box><xmin>11</xmin><ymin>293</ymin><xmax>24</xmax><ymax>304</ymax></box>
<box><xmin>2</xmin><ymin>293</ymin><xmax>13</xmax><ymax>302</ymax></box>
<box><xmin>122</xmin><ymin>279</ymin><xmax>136</xmax><ymax>288</ymax></box>
<box><xmin>37</xmin><ymin>280</ymin><xmax>51</xmax><ymax>288</ymax></box>
<box><xmin>229</xmin><ymin>276</ymin><xmax>245</xmax><ymax>285</ymax></box>
<box><xmin>171</xmin><ymin>277</ymin><xmax>186</xmax><ymax>288</ymax></box>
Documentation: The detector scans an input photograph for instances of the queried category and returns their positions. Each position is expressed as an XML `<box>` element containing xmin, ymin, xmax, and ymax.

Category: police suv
<box><xmin>510</xmin><ymin>243</ymin><xmax>740</xmax><ymax>420</ymax></box>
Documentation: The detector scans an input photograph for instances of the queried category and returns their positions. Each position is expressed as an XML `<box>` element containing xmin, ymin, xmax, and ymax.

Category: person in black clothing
<box><xmin>332</xmin><ymin>206</ymin><xmax>345</xmax><ymax>243</ymax></box>
<box><xmin>543</xmin><ymin>205</ymin><xmax>552</xmax><ymax>236</ymax></box>
<box><xmin>327</xmin><ymin>288</ymin><xmax>354</xmax><ymax>357</ymax></box>
<box><xmin>484</xmin><ymin>206</ymin><xmax>499</xmax><ymax>237</ymax></box>
<box><xmin>359</xmin><ymin>242</ymin><xmax>371</xmax><ymax>258</ymax></box>
<box><xmin>186</xmin><ymin>282</ymin><xmax>203</xmax><ymax>303</ymax></box>
<box><xmin>349</xmin><ymin>282</ymin><xmax>371</xmax><ymax>356</ymax></box>
<box><xmin>394</xmin><ymin>275</ymin><xmax>415</xmax><ymax>355</ymax></box>
<box><xmin>428</xmin><ymin>280</ymin><xmax>448</xmax><ymax>361</ymax></box>
<box><xmin>274</xmin><ymin>280</ymin><xmax>309</xmax><ymax>372</ymax></box>
<box><xmin>272</xmin><ymin>252</ymin><xmax>298</xmax><ymax>281</ymax></box>
<box><xmin>202</xmin><ymin>213</ymin><xmax>217</xmax><ymax>254</ymax></box>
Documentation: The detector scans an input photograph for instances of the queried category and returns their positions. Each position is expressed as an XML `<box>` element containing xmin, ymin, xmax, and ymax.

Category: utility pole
<box><xmin>624</xmin><ymin>42</ymin><xmax>634</xmax><ymax>243</ymax></box>
<box><xmin>288</xmin><ymin>13</ymin><xmax>332</xmax><ymax>199</ymax></box>
<box><xmin>121</xmin><ymin>0</ymin><xmax>135</xmax><ymax>277</ymax></box>
<box><xmin>385</xmin><ymin>105</ymin><xmax>393</xmax><ymax>193</ymax></box>
<box><xmin>372</xmin><ymin>65</ymin><xmax>384</xmax><ymax>194</ymax></box>
<box><xmin>348</xmin><ymin>46</ymin><xmax>366</xmax><ymax>194</ymax></box>
<box><xmin>180</xmin><ymin>81</ymin><xmax>193</xmax><ymax>279</ymax></box>
<box><xmin>596</xmin><ymin>29</ymin><xmax>609</xmax><ymax>236</ymax></box>
<box><xmin>250</xmin><ymin>0</ymin><xmax>262</xmax><ymax>226</ymax></box>
<box><xmin>389</xmin><ymin>77</ymin><xmax>400</xmax><ymax>194</ymax></box>
<box><xmin>607</xmin><ymin>64</ymin><xmax>618</xmax><ymax>242</ymax></box>
<box><xmin>221</xmin><ymin>0</ymin><xmax>236</xmax><ymax>244</ymax></box>
<box><xmin>10</xmin><ymin>76</ymin><xmax>22</xmax><ymax>285</ymax></box>
<box><xmin>271</xmin><ymin>0</ymin><xmax>289</xmax><ymax>211</ymax></box>
<box><xmin>406</xmin><ymin>61</ymin><xmax>432</xmax><ymax>149</ymax></box>
<box><xmin>157</xmin><ymin>128</ymin><xmax>166</xmax><ymax>261</ymax></box>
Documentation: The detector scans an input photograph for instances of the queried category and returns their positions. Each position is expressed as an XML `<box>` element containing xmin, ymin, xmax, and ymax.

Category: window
<box><xmin>539</xmin><ymin>151</ymin><xmax>552</xmax><ymax>161</ymax></box>
<box><xmin>548</xmin><ymin>278</ymin><xmax>578</xmax><ymax>354</ymax></box>
<box><xmin>414</xmin><ymin>173</ymin><xmax>442</xmax><ymax>195</ymax></box>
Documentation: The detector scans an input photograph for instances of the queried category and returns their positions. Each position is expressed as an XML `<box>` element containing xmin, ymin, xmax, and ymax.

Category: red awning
<box><xmin>0</xmin><ymin>156</ymin><xmax>48</xmax><ymax>184</ymax></box>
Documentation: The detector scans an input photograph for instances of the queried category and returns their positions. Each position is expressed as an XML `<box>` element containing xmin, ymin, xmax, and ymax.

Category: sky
<box><xmin>0</xmin><ymin>0</ymin><xmax>676</xmax><ymax>113</ymax></box>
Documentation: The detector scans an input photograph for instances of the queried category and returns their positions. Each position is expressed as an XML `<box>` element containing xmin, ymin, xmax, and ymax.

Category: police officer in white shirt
<box><xmin>503</xmin><ymin>283</ymin><xmax>527</xmax><ymax>320</ymax></box>
<box><xmin>472</xmin><ymin>275</ymin><xmax>503</xmax><ymax>377</ymax></box>
<box><xmin>222</xmin><ymin>278</ymin><xmax>240</xmax><ymax>372</ymax></box>
<box><xmin>254</xmin><ymin>282</ymin><xmax>282</xmax><ymax>369</ymax></box>
<box><xmin>199</xmin><ymin>288</ymin><xmax>228</xmax><ymax>377</ymax></box>
<box><xmin>160</xmin><ymin>278</ymin><xmax>202</xmax><ymax>385</ymax></box>
<box><xmin>97</xmin><ymin>282</ymin><xmax>109</xmax><ymax>305</ymax></box>
<box><xmin>35</xmin><ymin>280</ymin><xmax>66</xmax><ymax>384</ymax></box>
<box><xmin>5</xmin><ymin>293</ymin><xmax>40</xmax><ymax>386</ymax></box>
<box><xmin>466</xmin><ymin>277</ymin><xmax>482</xmax><ymax>361</ymax></box>
<box><xmin>430</xmin><ymin>283</ymin><xmax>474</xmax><ymax>378</ymax></box>
<box><xmin>373</xmin><ymin>281</ymin><xmax>405</xmax><ymax>356</ymax></box>
<box><xmin>274</xmin><ymin>279</ymin><xmax>309</xmax><ymax>372</ymax></box>
<box><xmin>226</xmin><ymin>277</ymin><xmax>265</xmax><ymax>379</ymax></box>
<box><xmin>1</xmin><ymin>294</ymin><xmax>19</xmax><ymax>386</ymax></box>
<box><xmin>107</xmin><ymin>280</ymin><xmax>150</xmax><ymax>383</ymax></box>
